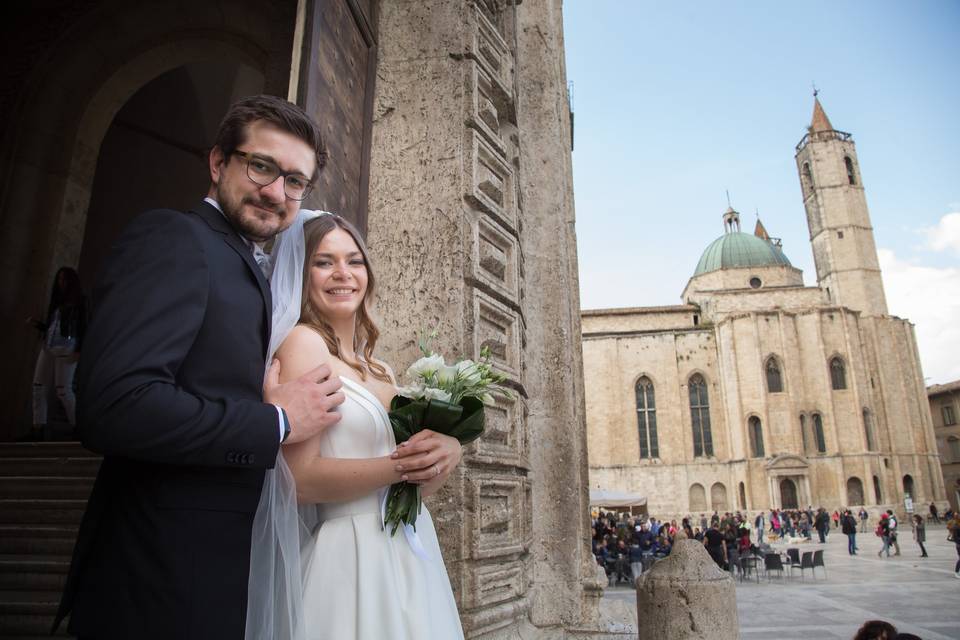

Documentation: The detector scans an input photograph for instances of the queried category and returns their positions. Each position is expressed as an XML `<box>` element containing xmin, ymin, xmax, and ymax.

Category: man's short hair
<box><xmin>213</xmin><ymin>94</ymin><xmax>327</xmax><ymax>177</ymax></box>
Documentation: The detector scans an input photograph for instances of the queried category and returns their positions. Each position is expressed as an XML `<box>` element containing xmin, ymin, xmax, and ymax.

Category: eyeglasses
<box><xmin>231</xmin><ymin>150</ymin><xmax>315</xmax><ymax>201</ymax></box>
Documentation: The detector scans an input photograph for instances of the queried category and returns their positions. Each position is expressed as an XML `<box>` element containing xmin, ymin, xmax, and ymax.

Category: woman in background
<box><xmin>911</xmin><ymin>514</ymin><xmax>928</xmax><ymax>558</ymax></box>
<box><xmin>29</xmin><ymin>267</ymin><xmax>85</xmax><ymax>440</ymax></box>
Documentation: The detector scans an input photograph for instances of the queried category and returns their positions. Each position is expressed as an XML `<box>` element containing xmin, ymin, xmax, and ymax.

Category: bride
<box><xmin>246</xmin><ymin>211</ymin><xmax>465</xmax><ymax>639</ymax></box>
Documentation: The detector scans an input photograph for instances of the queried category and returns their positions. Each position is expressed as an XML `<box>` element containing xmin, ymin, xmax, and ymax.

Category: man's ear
<box><xmin>209</xmin><ymin>146</ymin><xmax>225</xmax><ymax>185</ymax></box>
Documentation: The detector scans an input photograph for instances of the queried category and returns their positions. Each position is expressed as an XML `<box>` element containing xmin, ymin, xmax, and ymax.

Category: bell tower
<box><xmin>795</xmin><ymin>96</ymin><xmax>888</xmax><ymax>316</ymax></box>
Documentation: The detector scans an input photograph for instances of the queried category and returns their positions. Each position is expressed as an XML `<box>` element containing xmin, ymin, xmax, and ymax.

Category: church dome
<box><xmin>693</xmin><ymin>224</ymin><xmax>792</xmax><ymax>277</ymax></box>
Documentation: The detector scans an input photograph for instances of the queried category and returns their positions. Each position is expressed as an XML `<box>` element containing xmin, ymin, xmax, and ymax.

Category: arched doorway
<box><xmin>689</xmin><ymin>483</ymin><xmax>707</xmax><ymax>512</ymax></box>
<box><xmin>780</xmin><ymin>478</ymin><xmax>799</xmax><ymax>509</ymax></box>
<box><xmin>0</xmin><ymin>0</ymin><xmax>378</xmax><ymax>439</ymax></box>
<box><xmin>846</xmin><ymin>477</ymin><xmax>865</xmax><ymax>506</ymax></box>
<box><xmin>78</xmin><ymin>61</ymin><xmax>265</xmax><ymax>288</ymax></box>
<box><xmin>903</xmin><ymin>474</ymin><xmax>915</xmax><ymax>500</ymax></box>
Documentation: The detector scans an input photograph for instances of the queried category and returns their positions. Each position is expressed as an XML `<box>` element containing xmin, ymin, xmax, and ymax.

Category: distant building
<box><xmin>928</xmin><ymin>380</ymin><xmax>960</xmax><ymax>512</ymax></box>
<box><xmin>582</xmin><ymin>99</ymin><xmax>948</xmax><ymax>519</ymax></box>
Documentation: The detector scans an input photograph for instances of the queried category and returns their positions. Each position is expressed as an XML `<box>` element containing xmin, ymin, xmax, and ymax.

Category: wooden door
<box><xmin>298</xmin><ymin>0</ymin><xmax>377</xmax><ymax>234</ymax></box>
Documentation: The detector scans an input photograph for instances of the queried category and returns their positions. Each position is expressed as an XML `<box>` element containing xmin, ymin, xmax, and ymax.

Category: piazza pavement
<box><xmin>602</xmin><ymin>522</ymin><xmax>960</xmax><ymax>639</ymax></box>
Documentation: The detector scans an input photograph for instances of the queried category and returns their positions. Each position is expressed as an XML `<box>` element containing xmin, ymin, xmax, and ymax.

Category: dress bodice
<box><xmin>313</xmin><ymin>376</ymin><xmax>396</xmax><ymax>521</ymax></box>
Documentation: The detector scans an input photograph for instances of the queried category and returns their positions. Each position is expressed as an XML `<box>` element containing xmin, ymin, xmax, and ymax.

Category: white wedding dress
<box><xmin>299</xmin><ymin>376</ymin><xmax>464</xmax><ymax>639</ymax></box>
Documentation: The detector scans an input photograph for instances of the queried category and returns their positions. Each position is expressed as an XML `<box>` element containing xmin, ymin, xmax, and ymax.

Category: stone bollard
<box><xmin>635</xmin><ymin>538</ymin><xmax>739</xmax><ymax>640</ymax></box>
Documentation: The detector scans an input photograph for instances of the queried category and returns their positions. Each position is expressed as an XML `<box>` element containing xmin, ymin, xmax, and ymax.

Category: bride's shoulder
<box><xmin>276</xmin><ymin>325</ymin><xmax>332</xmax><ymax>372</ymax></box>
<box><xmin>282</xmin><ymin>324</ymin><xmax>330</xmax><ymax>350</ymax></box>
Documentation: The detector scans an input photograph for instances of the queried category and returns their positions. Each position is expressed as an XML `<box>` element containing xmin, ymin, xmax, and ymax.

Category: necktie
<box><xmin>252</xmin><ymin>244</ymin><xmax>272</xmax><ymax>279</ymax></box>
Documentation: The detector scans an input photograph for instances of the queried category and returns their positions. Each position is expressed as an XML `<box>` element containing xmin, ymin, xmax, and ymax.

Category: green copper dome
<box><xmin>693</xmin><ymin>231</ymin><xmax>792</xmax><ymax>276</ymax></box>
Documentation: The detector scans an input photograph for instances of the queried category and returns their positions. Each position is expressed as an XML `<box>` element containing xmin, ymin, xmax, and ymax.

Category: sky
<box><xmin>563</xmin><ymin>1</ymin><xmax>960</xmax><ymax>385</ymax></box>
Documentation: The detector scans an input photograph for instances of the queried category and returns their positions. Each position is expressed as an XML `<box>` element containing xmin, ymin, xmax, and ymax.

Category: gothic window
<box><xmin>635</xmin><ymin>377</ymin><xmax>658</xmax><ymax>459</ymax></box>
<box><xmin>844</xmin><ymin>156</ymin><xmax>856</xmax><ymax>185</ymax></box>
<box><xmin>748</xmin><ymin>416</ymin><xmax>764</xmax><ymax>458</ymax></box>
<box><xmin>802</xmin><ymin>162</ymin><xmax>814</xmax><ymax>192</ymax></box>
<box><xmin>800</xmin><ymin>414</ymin><xmax>813</xmax><ymax>455</ymax></box>
<box><xmin>863</xmin><ymin>409</ymin><xmax>876</xmax><ymax>451</ymax></box>
<box><xmin>830</xmin><ymin>357</ymin><xmax>847</xmax><ymax>390</ymax></box>
<box><xmin>812</xmin><ymin>413</ymin><xmax>827</xmax><ymax>453</ymax></box>
<box><xmin>943</xmin><ymin>404</ymin><xmax>957</xmax><ymax>426</ymax></box>
<box><xmin>765</xmin><ymin>356</ymin><xmax>783</xmax><ymax>393</ymax></box>
<box><xmin>948</xmin><ymin>436</ymin><xmax>960</xmax><ymax>463</ymax></box>
<box><xmin>873</xmin><ymin>475</ymin><xmax>883</xmax><ymax>504</ymax></box>
<box><xmin>689</xmin><ymin>374</ymin><xmax>714</xmax><ymax>457</ymax></box>
<box><xmin>738</xmin><ymin>482</ymin><xmax>747</xmax><ymax>510</ymax></box>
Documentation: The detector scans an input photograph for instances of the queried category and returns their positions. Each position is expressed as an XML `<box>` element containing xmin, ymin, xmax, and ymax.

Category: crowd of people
<box><xmin>593</xmin><ymin>502</ymin><xmax>960</xmax><ymax>586</ymax></box>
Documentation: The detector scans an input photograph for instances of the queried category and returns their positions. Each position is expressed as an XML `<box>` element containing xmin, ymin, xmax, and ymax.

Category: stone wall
<box><xmin>584</xmin><ymin>296</ymin><xmax>948</xmax><ymax>521</ymax></box>
<box><xmin>366</xmin><ymin>1</ymin><xmax>595</xmax><ymax>636</ymax></box>
<box><xmin>929</xmin><ymin>382</ymin><xmax>960</xmax><ymax>512</ymax></box>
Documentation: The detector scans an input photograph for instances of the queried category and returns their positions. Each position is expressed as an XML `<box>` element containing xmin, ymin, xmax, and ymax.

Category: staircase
<box><xmin>0</xmin><ymin>442</ymin><xmax>100</xmax><ymax>638</ymax></box>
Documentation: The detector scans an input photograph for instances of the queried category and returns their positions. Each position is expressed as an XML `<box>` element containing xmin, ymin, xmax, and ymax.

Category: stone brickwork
<box><xmin>928</xmin><ymin>380</ymin><xmax>960</xmax><ymax>512</ymax></box>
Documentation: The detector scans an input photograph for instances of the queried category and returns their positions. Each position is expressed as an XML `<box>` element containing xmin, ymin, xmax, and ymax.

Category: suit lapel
<box><xmin>191</xmin><ymin>202</ymin><xmax>273</xmax><ymax>359</ymax></box>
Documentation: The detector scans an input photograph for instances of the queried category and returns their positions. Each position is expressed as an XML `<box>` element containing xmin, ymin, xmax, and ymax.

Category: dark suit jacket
<box><xmin>55</xmin><ymin>201</ymin><xmax>281</xmax><ymax>639</ymax></box>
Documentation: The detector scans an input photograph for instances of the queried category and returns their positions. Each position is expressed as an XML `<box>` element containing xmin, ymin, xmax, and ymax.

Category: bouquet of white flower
<box><xmin>384</xmin><ymin>331</ymin><xmax>511</xmax><ymax>536</ymax></box>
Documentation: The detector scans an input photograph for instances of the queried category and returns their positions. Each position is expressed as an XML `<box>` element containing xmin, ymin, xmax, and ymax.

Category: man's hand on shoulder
<box><xmin>264</xmin><ymin>359</ymin><xmax>344</xmax><ymax>444</ymax></box>
<box><xmin>263</xmin><ymin>327</ymin><xmax>343</xmax><ymax>445</ymax></box>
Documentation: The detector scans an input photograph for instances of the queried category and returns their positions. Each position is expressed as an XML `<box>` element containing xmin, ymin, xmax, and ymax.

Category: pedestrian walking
<box><xmin>929</xmin><ymin>502</ymin><xmax>940</xmax><ymax>524</ymax></box>
<box><xmin>948</xmin><ymin>514</ymin><xmax>960</xmax><ymax>579</ymax></box>
<box><xmin>886</xmin><ymin>509</ymin><xmax>901</xmax><ymax>556</ymax></box>
<box><xmin>877</xmin><ymin>513</ymin><xmax>892</xmax><ymax>558</ymax></box>
<box><xmin>842</xmin><ymin>509</ymin><xmax>858</xmax><ymax>555</ymax></box>
<box><xmin>911</xmin><ymin>514</ymin><xmax>928</xmax><ymax>558</ymax></box>
<box><xmin>858</xmin><ymin>507</ymin><xmax>869</xmax><ymax>533</ymax></box>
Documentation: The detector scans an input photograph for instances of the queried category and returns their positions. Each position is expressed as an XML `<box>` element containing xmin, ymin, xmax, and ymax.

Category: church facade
<box><xmin>583</xmin><ymin>100</ymin><xmax>948</xmax><ymax>520</ymax></box>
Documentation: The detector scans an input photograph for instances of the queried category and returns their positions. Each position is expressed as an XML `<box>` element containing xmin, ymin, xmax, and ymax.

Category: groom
<box><xmin>54</xmin><ymin>95</ymin><xmax>345</xmax><ymax>639</ymax></box>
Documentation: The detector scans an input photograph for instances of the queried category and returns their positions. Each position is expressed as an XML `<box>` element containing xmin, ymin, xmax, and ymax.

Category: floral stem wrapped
<box><xmin>384</xmin><ymin>331</ymin><xmax>511</xmax><ymax>536</ymax></box>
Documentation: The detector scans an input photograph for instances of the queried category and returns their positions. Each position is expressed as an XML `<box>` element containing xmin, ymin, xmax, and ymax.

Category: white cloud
<box><xmin>879</xmin><ymin>247</ymin><xmax>960</xmax><ymax>385</ymax></box>
<box><xmin>920</xmin><ymin>211</ymin><xmax>960</xmax><ymax>255</ymax></box>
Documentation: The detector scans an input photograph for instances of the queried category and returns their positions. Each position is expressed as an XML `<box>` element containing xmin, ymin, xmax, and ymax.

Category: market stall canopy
<box><xmin>589</xmin><ymin>489</ymin><xmax>646</xmax><ymax>508</ymax></box>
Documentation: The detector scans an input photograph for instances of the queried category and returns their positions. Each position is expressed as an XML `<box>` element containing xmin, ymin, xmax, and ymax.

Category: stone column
<box><xmin>636</xmin><ymin>539</ymin><xmax>739</xmax><ymax>640</ymax></box>
<box><xmin>366</xmin><ymin>1</ymin><xmax>592</xmax><ymax>637</ymax></box>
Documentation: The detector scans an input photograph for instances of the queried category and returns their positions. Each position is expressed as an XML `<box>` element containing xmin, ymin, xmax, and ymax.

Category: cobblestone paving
<box><xmin>603</xmin><ymin>523</ymin><xmax>960</xmax><ymax>639</ymax></box>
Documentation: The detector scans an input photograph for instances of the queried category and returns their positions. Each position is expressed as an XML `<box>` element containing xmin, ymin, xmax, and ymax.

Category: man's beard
<box><xmin>217</xmin><ymin>184</ymin><xmax>287</xmax><ymax>243</ymax></box>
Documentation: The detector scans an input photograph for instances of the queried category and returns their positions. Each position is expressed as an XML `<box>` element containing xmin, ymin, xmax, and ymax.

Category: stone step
<box><xmin>0</xmin><ymin>525</ymin><xmax>78</xmax><ymax>556</ymax></box>
<box><xmin>0</xmin><ymin>570</ymin><xmax>66</xmax><ymax>592</ymax></box>
<box><xmin>0</xmin><ymin>457</ymin><xmax>100</xmax><ymax>478</ymax></box>
<box><xmin>0</xmin><ymin>612</ymin><xmax>67</xmax><ymax>636</ymax></box>
<box><xmin>0</xmin><ymin>590</ymin><xmax>61</xmax><ymax>615</ymax></box>
<box><xmin>0</xmin><ymin>443</ymin><xmax>90</xmax><ymax>458</ymax></box>
<box><xmin>0</xmin><ymin>477</ymin><xmax>94</xmax><ymax>500</ymax></box>
<box><xmin>0</xmin><ymin>500</ymin><xmax>87</xmax><ymax>525</ymax></box>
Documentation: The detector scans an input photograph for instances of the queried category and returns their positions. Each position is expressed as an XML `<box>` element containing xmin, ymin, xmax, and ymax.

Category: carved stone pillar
<box><xmin>366</xmin><ymin>0</ymin><xmax>592</xmax><ymax>637</ymax></box>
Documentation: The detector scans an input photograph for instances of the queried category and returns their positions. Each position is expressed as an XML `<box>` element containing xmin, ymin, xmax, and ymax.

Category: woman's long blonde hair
<box><xmin>299</xmin><ymin>214</ymin><xmax>390</xmax><ymax>383</ymax></box>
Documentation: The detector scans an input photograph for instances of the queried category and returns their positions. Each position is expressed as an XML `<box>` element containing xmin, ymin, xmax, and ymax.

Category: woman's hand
<box><xmin>391</xmin><ymin>429</ymin><xmax>462</xmax><ymax>487</ymax></box>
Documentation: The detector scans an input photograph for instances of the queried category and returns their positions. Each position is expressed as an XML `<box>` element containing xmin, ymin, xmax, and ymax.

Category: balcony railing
<box><xmin>796</xmin><ymin>129</ymin><xmax>853</xmax><ymax>152</ymax></box>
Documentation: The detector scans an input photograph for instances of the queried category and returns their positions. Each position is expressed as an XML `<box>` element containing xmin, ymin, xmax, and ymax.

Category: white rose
<box><xmin>435</xmin><ymin>364</ymin><xmax>459</xmax><ymax>386</ymax></box>
<box><xmin>422</xmin><ymin>387</ymin><xmax>453</xmax><ymax>403</ymax></box>
<box><xmin>456</xmin><ymin>360</ymin><xmax>482</xmax><ymax>384</ymax></box>
<box><xmin>406</xmin><ymin>353</ymin><xmax>445</xmax><ymax>381</ymax></box>
<box><xmin>397</xmin><ymin>384</ymin><xmax>426</xmax><ymax>400</ymax></box>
